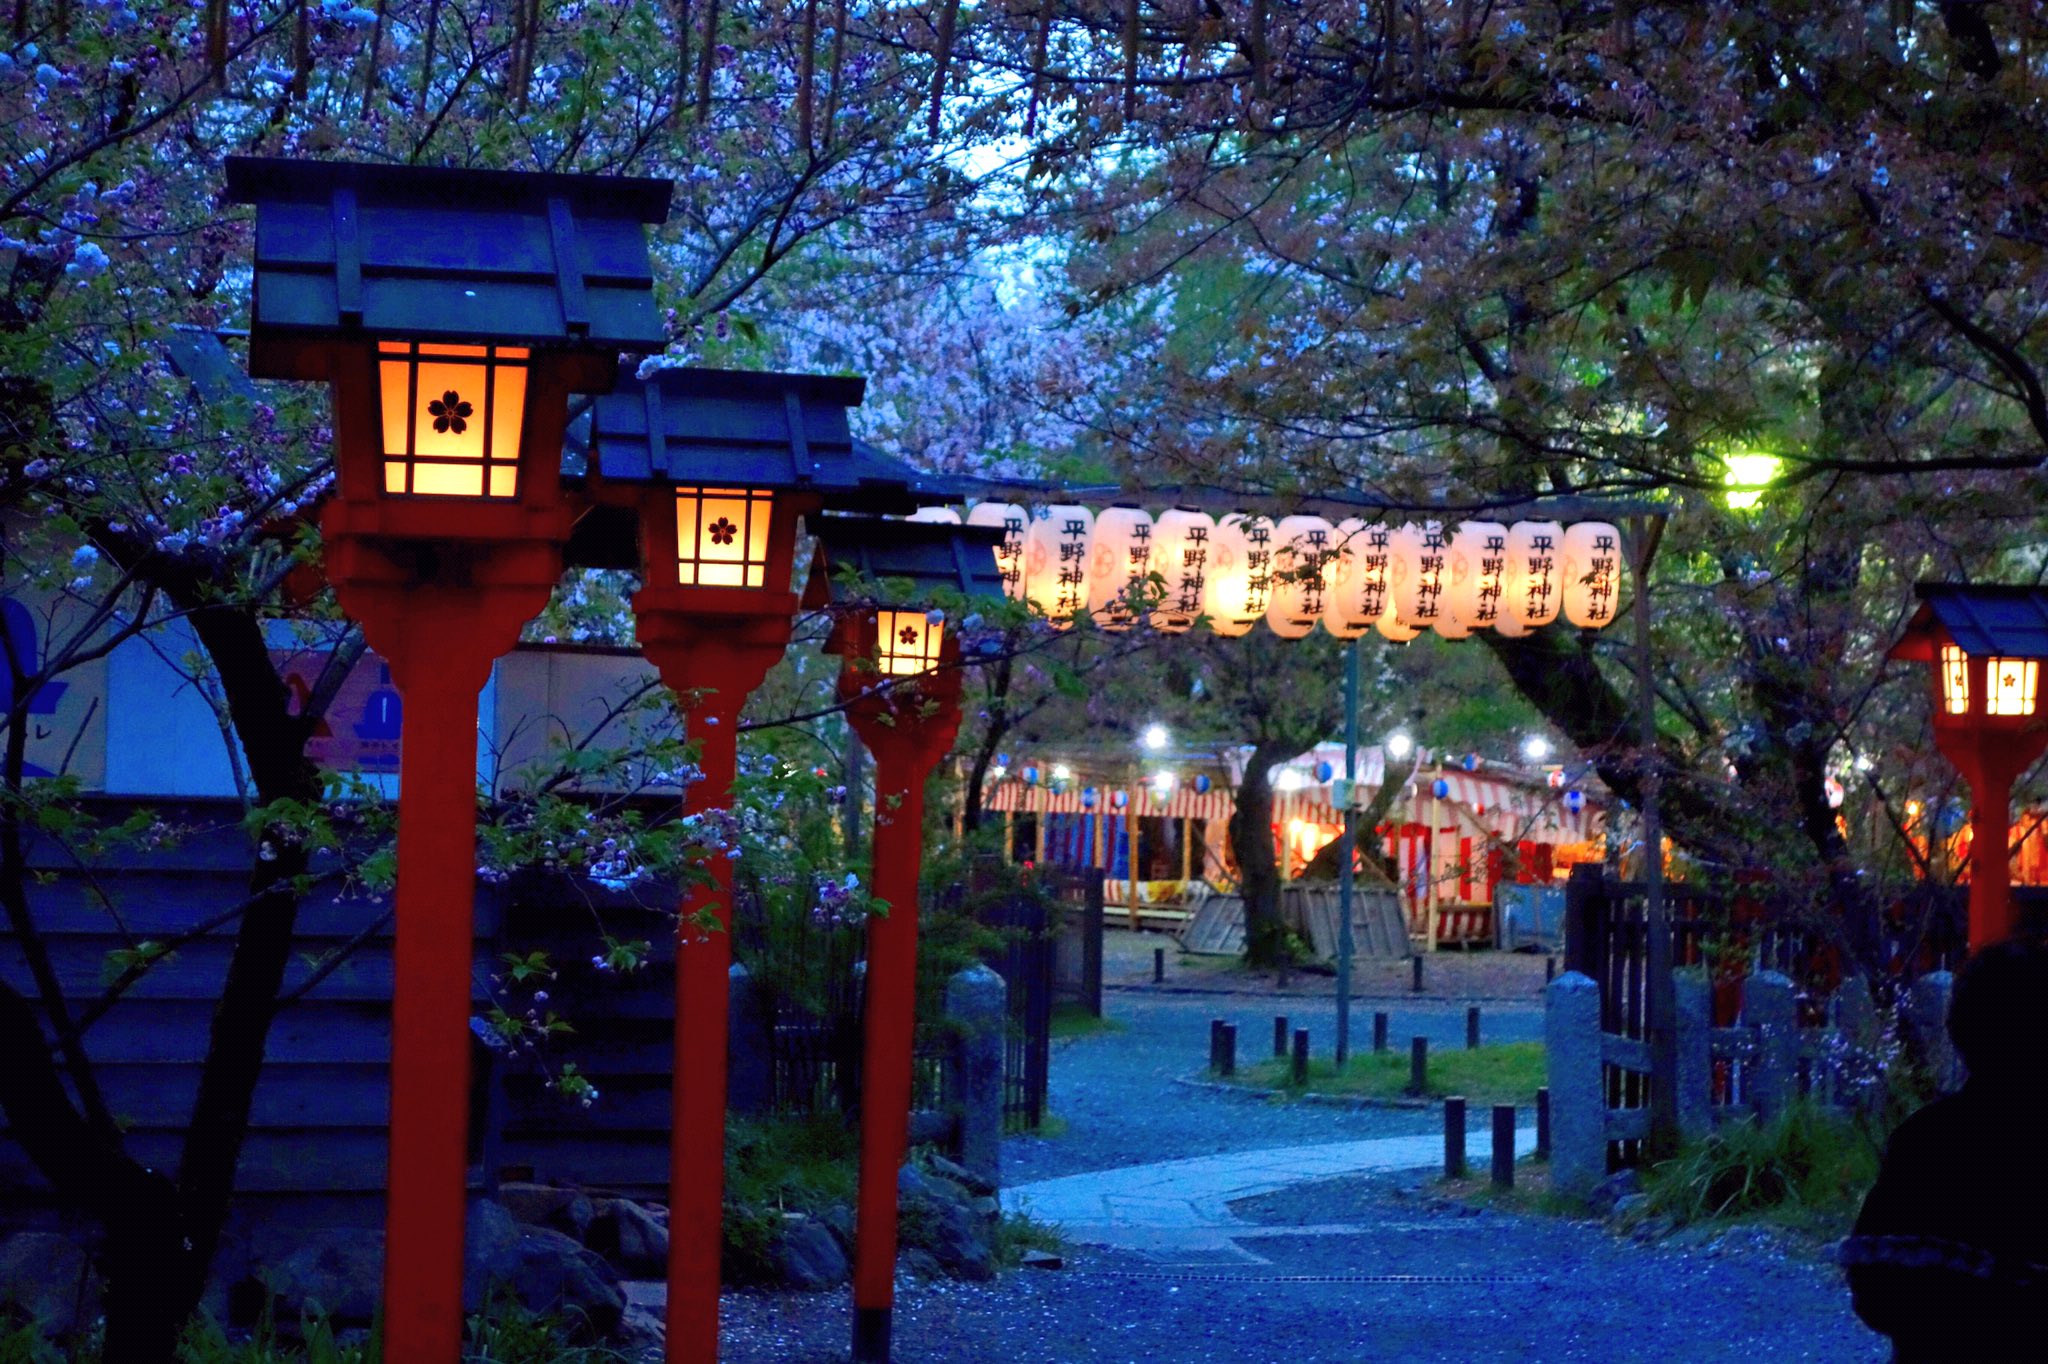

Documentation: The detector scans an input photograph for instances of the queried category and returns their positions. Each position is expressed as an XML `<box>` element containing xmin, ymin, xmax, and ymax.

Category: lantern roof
<box><xmin>1889</xmin><ymin>583</ymin><xmax>2048</xmax><ymax>663</ymax></box>
<box><xmin>223</xmin><ymin>157</ymin><xmax>672</xmax><ymax>378</ymax></box>
<box><xmin>584</xmin><ymin>365</ymin><xmax>928</xmax><ymax>513</ymax></box>
<box><xmin>801</xmin><ymin>517</ymin><xmax>1009</xmax><ymax>610</ymax></box>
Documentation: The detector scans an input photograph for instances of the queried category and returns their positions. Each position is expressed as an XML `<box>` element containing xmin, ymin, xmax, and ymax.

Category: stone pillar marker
<box><xmin>1906</xmin><ymin>971</ymin><xmax>1959</xmax><ymax>1094</ymax></box>
<box><xmin>1672</xmin><ymin>968</ymin><xmax>1712</xmax><ymax>1143</ymax></box>
<box><xmin>1743</xmin><ymin>971</ymin><xmax>1797</xmax><ymax>1123</ymax></box>
<box><xmin>727</xmin><ymin>963</ymin><xmax>774</xmax><ymax>1115</ymax></box>
<box><xmin>1546</xmin><ymin>971</ymin><xmax>1605</xmax><ymax>1200</ymax></box>
<box><xmin>945</xmin><ymin>964</ymin><xmax>1006</xmax><ymax>1190</ymax></box>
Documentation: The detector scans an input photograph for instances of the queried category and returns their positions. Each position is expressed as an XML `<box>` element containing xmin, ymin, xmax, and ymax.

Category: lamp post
<box><xmin>1889</xmin><ymin>584</ymin><xmax>2048</xmax><ymax>952</ymax></box>
<box><xmin>227</xmin><ymin>158</ymin><xmax>670</xmax><ymax>1361</ymax></box>
<box><xmin>585</xmin><ymin>366</ymin><xmax>925</xmax><ymax>1363</ymax></box>
<box><xmin>807</xmin><ymin>517</ymin><xmax>1007</xmax><ymax>1364</ymax></box>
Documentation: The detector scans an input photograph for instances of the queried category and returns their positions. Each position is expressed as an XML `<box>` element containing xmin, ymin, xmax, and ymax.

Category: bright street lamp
<box><xmin>1521</xmin><ymin>735</ymin><xmax>1552</xmax><ymax>762</ymax></box>
<box><xmin>1142</xmin><ymin>722</ymin><xmax>1170</xmax><ymax>751</ymax></box>
<box><xmin>1386</xmin><ymin>732</ymin><xmax>1414</xmax><ymax>759</ymax></box>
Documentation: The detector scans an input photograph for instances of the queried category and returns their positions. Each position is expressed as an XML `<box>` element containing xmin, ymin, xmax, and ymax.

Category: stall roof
<box><xmin>1889</xmin><ymin>583</ymin><xmax>2048</xmax><ymax>663</ymax></box>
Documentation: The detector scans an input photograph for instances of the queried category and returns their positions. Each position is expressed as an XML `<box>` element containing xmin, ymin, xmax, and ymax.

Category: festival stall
<box><xmin>981</xmin><ymin>744</ymin><xmax>1608</xmax><ymax>945</ymax></box>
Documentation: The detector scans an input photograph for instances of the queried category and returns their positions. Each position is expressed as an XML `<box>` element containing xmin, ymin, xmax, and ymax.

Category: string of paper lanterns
<box><xmin>936</xmin><ymin>503</ymin><xmax>1624</xmax><ymax>640</ymax></box>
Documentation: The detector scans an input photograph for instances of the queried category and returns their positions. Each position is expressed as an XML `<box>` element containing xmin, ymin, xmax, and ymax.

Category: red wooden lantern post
<box><xmin>585</xmin><ymin>368</ymin><xmax>927</xmax><ymax>1362</ymax></box>
<box><xmin>1890</xmin><ymin>584</ymin><xmax>2048</xmax><ymax>953</ymax></box>
<box><xmin>228</xmin><ymin>159</ymin><xmax>669</xmax><ymax>1362</ymax></box>
<box><xmin>807</xmin><ymin>518</ymin><xmax>1007</xmax><ymax>1364</ymax></box>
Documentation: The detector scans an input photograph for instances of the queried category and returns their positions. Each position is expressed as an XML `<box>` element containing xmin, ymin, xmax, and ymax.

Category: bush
<box><xmin>722</xmin><ymin>1114</ymin><xmax>860</xmax><ymax>1284</ymax></box>
<box><xmin>1643</xmin><ymin>1101</ymin><xmax>1882</xmax><ymax>1233</ymax></box>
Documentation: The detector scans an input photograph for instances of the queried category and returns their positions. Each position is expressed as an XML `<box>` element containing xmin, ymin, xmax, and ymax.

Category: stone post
<box><xmin>944</xmin><ymin>964</ymin><xmax>1007</xmax><ymax>1189</ymax></box>
<box><xmin>1742</xmin><ymin>971</ymin><xmax>1797</xmax><ymax>1123</ymax></box>
<box><xmin>727</xmin><ymin>963</ymin><xmax>774</xmax><ymax>1115</ymax></box>
<box><xmin>1672</xmin><ymin>968</ymin><xmax>1712</xmax><ymax>1144</ymax></box>
<box><xmin>1546</xmin><ymin>971</ymin><xmax>1606</xmax><ymax>1201</ymax></box>
<box><xmin>1830</xmin><ymin>979</ymin><xmax>1881</xmax><ymax>1112</ymax></box>
<box><xmin>1906</xmin><ymin>971</ymin><xmax>1960</xmax><ymax>1094</ymax></box>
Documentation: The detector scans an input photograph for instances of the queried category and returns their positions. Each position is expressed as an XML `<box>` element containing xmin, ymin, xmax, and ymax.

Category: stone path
<box><xmin>1005</xmin><ymin>1129</ymin><xmax>1537</xmax><ymax>1257</ymax></box>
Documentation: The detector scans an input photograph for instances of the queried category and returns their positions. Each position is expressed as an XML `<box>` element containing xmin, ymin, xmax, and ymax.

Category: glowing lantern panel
<box><xmin>876</xmin><ymin>610</ymin><xmax>944</xmax><ymax>676</ymax></box>
<box><xmin>1988</xmin><ymin>658</ymin><xmax>2040</xmax><ymax>717</ymax></box>
<box><xmin>1088</xmin><ymin>506</ymin><xmax>1154</xmax><ymax>631</ymax></box>
<box><xmin>1561</xmin><ymin>521</ymin><xmax>1624</xmax><ymax>628</ymax></box>
<box><xmin>1940</xmin><ymin>644</ymin><xmax>1970</xmax><ymax>714</ymax></box>
<box><xmin>673</xmin><ymin>486</ymin><xmax>773</xmax><ymax>588</ymax></box>
<box><xmin>966</xmin><ymin>502</ymin><xmax>1028</xmax><ymax>601</ymax></box>
<box><xmin>908</xmin><ymin>507</ymin><xmax>963</xmax><ymax>524</ymax></box>
<box><xmin>1267</xmin><ymin>515</ymin><xmax>1335</xmax><ymax>639</ymax></box>
<box><xmin>1150</xmin><ymin>508</ymin><xmax>1215</xmax><ymax>633</ymax></box>
<box><xmin>1204</xmin><ymin>514</ymin><xmax>1275</xmax><ymax>637</ymax></box>
<box><xmin>1503</xmin><ymin>520</ymin><xmax>1564</xmax><ymax>629</ymax></box>
<box><xmin>377</xmin><ymin>340</ymin><xmax>528</xmax><ymax>498</ymax></box>
<box><xmin>1375</xmin><ymin>596</ymin><xmax>1421</xmax><ymax>642</ymax></box>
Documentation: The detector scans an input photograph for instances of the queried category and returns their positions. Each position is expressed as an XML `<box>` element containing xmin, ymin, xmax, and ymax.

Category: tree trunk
<box><xmin>959</xmin><ymin>654</ymin><xmax>1012</xmax><ymax>837</ymax></box>
<box><xmin>1231</xmin><ymin>741</ymin><xmax>1293</xmax><ymax>967</ymax></box>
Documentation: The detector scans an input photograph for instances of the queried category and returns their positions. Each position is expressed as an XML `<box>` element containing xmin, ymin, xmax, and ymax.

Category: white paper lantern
<box><xmin>966</xmin><ymin>501</ymin><xmax>1028</xmax><ymax>601</ymax></box>
<box><xmin>1388</xmin><ymin>521</ymin><xmax>1450</xmax><ymax>631</ymax></box>
<box><xmin>1087</xmin><ymin>505</ymin><xmax>1154</xmax><ymax>631</ymax></box>
<box><xmin>1447</xmin><ymin>521</ymin><xmax>1510</xmax><ymax>630</ymax></box>
<box><xmin>1561</xmin><ymin>521</ymin><xmax>1625</xmax><ymax>629</ymax></box>
<box><xmin>1023</xmin><ymin>503</ymin><xmax>1094</xmax><ymax>626</ymax></box>
<box><xmin>1503</xmin><ymin>520</ymin><xmax>1565</xmax><ymax>629</ymax></box>
<box><xmin>1266</xmin><ymin>514</ymin><xmax>1335</xmax><ymax>639</ymax></box>
<box><xmin>908</xmin><ymin>506</ymin><xmax>962</xmax><ymax>524</ymax></box>
<box><xmin>1149</xmin><ymin>507</ymin><xmax>1216</xmax><ymax>633</ymax></box>
<box><xmin>1203</xmin><ymin>513</ymin><xmax>1276</xmax><ymax>637</ymax></box>
<box><xmin>1432</xmin><ymin>607</ymin><xmax>1472</xmax><ymax>640</ymax></box>
<box><xmin>1375</xmin><ymin>595</ymin><xmax>1422</xmax><ymax>642</ymax></box>
<box><xmin>1322</xmin><ymin>519</ymin><xmax>1366</xmax><ymax>639</ymax></box>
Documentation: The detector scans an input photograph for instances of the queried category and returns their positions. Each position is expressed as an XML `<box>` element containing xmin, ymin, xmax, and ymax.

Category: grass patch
<box><xmin>1641</xmin><ymin>1101</ymin><xmax>1881</xmax><ymax>1239</ymax></box>
<box><xmin>723</xmin><ymin>1113</ymin><xmax>860</xmax><ymax>1284</ymax></box>
<box><xmin>0</xmin><ymin>1303</ymin><xmax>632</xmax><ymax>1363</ymax></box>
<box><xmin>1049</xmin><ymin>1003</ymin><xmax>1124</xmax><ymax>1040</ymax></box>
<box><xmin>1228</xmin><ymin>1041</ymin><xmax>1547</xmax><ymax>1108</ymax></box>
<box><xmin>991</xmin><ymin>1214</ymin><xmax>1065</xmax><ymax>1268</ymax></box>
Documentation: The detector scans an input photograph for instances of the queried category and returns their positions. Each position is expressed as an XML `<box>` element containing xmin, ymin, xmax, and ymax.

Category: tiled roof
<box><xmin>586</xmin><ymin>366</ymin><xmax>923</xmax><ymax>514</ymax></box>
<box><xmin>803</xmin><ymin>517</ymin><xmax>1008</xmax><ymax>607</ymax></box>
<box><xmin>224</xmin><ymin>157</ymin><xmax>670</xmax><ymax>373</ymax></box>
<box><xmin>1891</xmin><ymin>583</ymin><xmax>2048</xmax><ymax>661</ymax></box>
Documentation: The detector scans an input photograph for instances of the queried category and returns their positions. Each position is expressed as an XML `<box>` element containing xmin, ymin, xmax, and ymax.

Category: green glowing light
<box><xmin>1721</xmin><ymin>452</ymin><xmax>1781</xmax><ymax>510</ymax></box>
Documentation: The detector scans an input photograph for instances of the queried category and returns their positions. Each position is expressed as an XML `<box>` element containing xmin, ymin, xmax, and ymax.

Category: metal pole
<box><xmin>1336</xmin><ymin>635</ymin><xmax>1361</xmax><ymax>1066</ymax></box>
<box><xmin>1633</xmin><ymin>514</ymin><xmax>1677</xmax><ymax>1155</ymax></box>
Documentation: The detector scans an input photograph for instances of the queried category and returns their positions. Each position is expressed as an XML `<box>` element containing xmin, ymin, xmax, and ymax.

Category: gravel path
<box><xmin>718</xmin><ymin>986</ymin><xmax>1885</xmax><ymax>1362</ymax></box>
<box><xmin>1004</xmin><ymin>991</ymin><xmax>1542</xmax><ymax>1185</ymax></box>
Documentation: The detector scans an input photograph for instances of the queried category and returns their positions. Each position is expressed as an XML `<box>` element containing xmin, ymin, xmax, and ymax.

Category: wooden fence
<box><xmin>2</xmin><ymin>798</ymin><xmax>1051</xmax><ymax>1234</ymax></box>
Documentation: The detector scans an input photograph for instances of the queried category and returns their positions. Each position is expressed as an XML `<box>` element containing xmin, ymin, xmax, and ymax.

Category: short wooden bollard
<box><xmin>1411</xmin><ymin>955</ymin><xmax>1424</xmax><ymax>993</ymax></box>
<box><xmin>1492</xmin><ymin>1105</ymin><xmax>1516</xmax><ymax>1188</ymax></box>
<box><xmin>1209</xmin><ymin>1018</ymin><xmax>1224</xmax><ymax>1073</ymax></box>
<box><xmin>1154</xmin><ymin>947</ymin><xmax>1166</xmax><ymax>983</ymax></box>
<box><xmin>1443</xmin><ymin>1096</ymin><xmax>1466</xmax><ymax>1178</ymax></box>
<box><xmin>1219</xmin><ymin>1023</ymin><xmax>1237</xmax><ymax>1077</ymax></box>
<box><xmin>1291</xmin><ymin>1028</ymin><xmax>1310</xmax><ymax>1085</ymax></box>
<box><xmin>1466</xmin><ymin>1005</ymin><xmax>1481</xmax><ymax>1050</ymax></box>
<box><xmin>1408</xmin><ymin>1036</ymin><xmax>1428</xmax><ymax>1096</ymax></box>
<box><xmin>1536</xmin><ymin>1087</ymin><xmax>1551</xmax><ymax>1158</ymax></box>
<box><xmin>1372</xmin><ymin>1011</ymin><xmax>1389</xmax><ymax>1054</ymax></box>
<box><xmin>1274</xmin><ymin>1015</ymin><xmax>1290</xmax><ymax>1059</ymax></box>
